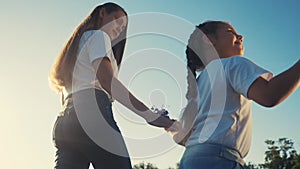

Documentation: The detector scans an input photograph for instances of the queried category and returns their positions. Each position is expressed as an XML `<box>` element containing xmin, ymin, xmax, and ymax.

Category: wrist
<box><xmin>143</xmin><ymin>109</ymin><xmax>158</xmax><ymax>122</ymax></box>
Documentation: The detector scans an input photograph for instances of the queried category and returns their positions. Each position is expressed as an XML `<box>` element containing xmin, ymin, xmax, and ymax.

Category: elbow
<box><xmin>262</xmin><ymin>102</ymin><xmax>277</xmax><ymax>108</ymax></box>
<box><xmin>101</xmin><ymin>82</ymin><xmax>111</xmax><ymax>94</ymax></box>
<box><xmin>98</xmin><ymin>76</ymin><xmax>112</xmax><ymax>94</ymax></box>
<box><xmin>260</xmin><ymin>97</ymin><xmax>281</xmax><ymax>108</ymax></box>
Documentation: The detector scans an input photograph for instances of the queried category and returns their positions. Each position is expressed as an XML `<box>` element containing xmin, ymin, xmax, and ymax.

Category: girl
<box><xmin>49</xmin><ymin>2</ymin><xmax>177</xmax><ymax>169</ymax></box>
<box><xmin>174</xmin><ymin>21</ymin><xmax>300</xmax><ymax>169</ymax></box>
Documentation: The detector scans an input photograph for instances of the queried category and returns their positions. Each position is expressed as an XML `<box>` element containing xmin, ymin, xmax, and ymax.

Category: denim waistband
<box><xmin>59</xmin><ymin>88</ymin><xmax>111</xmax><ymax>117</ymax></box>
<box><xmin>185</xmin><ymin>143</ymin><xmax>245</xmax><ymax>166</ymax></box>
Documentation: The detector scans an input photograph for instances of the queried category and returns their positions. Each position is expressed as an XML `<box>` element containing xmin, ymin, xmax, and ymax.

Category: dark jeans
<box><xmin>52</xmin><ymin>89</ymin><xmax>132</xmax><ymax>169</ymax></box>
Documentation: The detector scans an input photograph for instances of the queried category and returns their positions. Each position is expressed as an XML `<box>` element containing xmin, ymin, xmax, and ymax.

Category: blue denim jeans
<box><xmin>52</xmin><ymin>89</ymin><xmax>132</xmax><ymax>169</ymax></box>
<box><xmin>180</xmin><ymin>144</ymin><xmax>245</xmax><ymax>169</ymax></box>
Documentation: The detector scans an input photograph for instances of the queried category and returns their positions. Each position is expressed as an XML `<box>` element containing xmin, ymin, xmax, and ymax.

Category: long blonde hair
<box><xmin>49</xmin><ymin>2</ymin><xmax>127</xmax><ymax>92</ymax></box>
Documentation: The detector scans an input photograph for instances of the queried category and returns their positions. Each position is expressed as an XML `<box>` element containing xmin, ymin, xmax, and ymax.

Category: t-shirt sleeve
<box><xmin>227</xmin><ymin>57</ymin><xmax>273</xmax><ymax>98</ymax></box>
<box><xmin>86</xmin><ymin>30</ymin><xmax>112</xmax><ymax>63</ymax></box>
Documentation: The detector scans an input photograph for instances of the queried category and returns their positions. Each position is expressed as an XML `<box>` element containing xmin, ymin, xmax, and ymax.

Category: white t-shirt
<box><xmin>187</xmin><ymin>56</ymin><xmax>273</xmax><ymax>158</ymax></box>
<box><xmin>65</xmin><ymin>30</ymin><xmax>119</xmax><ymax>99</ymax></box>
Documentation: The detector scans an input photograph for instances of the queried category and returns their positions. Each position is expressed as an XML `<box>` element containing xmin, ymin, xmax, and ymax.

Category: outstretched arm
<box><xmin>248</xmin><ymin>60</ymin><xmax>300</xmax><ymax>107</ymax></box>
<box><xmin>93</xmin><ymin>57</ymin><xmax>175</xmax><ymax>128</ymax></box>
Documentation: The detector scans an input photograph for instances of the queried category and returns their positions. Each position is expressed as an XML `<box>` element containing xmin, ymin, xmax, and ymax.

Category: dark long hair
<box><xmin>179</xmin><ymin>21</ymin><xmax>228</xmax><ymax>144</ymax></box>
<box><xmin>186</xmin><ymin>21</ymin><xmax>226</xmax><ymax>76</ymax></box>
<box><xmin>49</xmin><ymin>2</ymin><xmax>127</xmax><ymax>92</ymax></box>
<box><xmin>185</xmin><ymin>21</ymin><xmax>227</xmax><ymax>100</ymax></box>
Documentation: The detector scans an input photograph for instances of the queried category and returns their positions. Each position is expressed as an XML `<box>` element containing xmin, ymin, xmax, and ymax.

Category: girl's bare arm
<box><xmin>248</xmin><ymin>60</ymin><xmax>300</xmax><ymax>107</ymax></box>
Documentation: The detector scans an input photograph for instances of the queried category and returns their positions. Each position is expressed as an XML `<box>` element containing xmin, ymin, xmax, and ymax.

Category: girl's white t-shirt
<box><xmin>66</xmin><ymin>30</ymin><xmax>118</xmax><ymax>99</ymax></box>
<box><xmin>187</xmin><ymin>56</ymin><xmax>273</xmax><ymax>158</ymax></box>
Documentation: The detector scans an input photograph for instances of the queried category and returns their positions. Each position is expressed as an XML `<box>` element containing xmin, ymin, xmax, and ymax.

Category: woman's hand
<box><xmin>146</xmin><ymin>113</ymin><xmax>176</xmax><ymax>128</ymax></box>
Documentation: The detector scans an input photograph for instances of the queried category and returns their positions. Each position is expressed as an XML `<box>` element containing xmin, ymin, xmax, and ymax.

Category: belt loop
<box><xmin>220</xmin><ymin>147</ymin><xmax>224</xmax><ymax>157</ymax></box>
<box><xmin>212</xmin><ymin>143</ymin><xmax>245</xmax><ymax>167</ymax></box>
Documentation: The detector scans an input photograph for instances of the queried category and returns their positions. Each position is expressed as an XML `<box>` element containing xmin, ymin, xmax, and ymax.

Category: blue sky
<box><xmin>0</xmin><ymin>0</ymin><xmax>299</xmax><ymax>168</ymax></box>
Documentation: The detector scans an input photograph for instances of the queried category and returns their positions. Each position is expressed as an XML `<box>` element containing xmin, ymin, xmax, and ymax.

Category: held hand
<box><xmin>164</xmin><ymin>121</ymin><xmax>192</xmax><ymax>146</ymax></box>
<box><xmin>147</xmin><ymin>114</ymin><xmax>175</xmax><ymax>128</ymax></box>
<box><xmin>172</xmin><ymin>129</ymin><xmax>193</xmax><ymax>146</ymax></box>
<box><xmin>146</xmin><ymin>108</ymin><xmax>175</xmax><ymax>128</ymax></box>
<box><xmin>164</xmin><ymin>120</ymin><xmax>182</xmax><ymax>133</ymax></box>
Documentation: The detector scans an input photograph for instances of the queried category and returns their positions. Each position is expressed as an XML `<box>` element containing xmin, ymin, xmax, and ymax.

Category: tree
<box><xmin>259</xmin><ymin>137</ymin><xmax>300</xmax><ymax>169</ymax></box>
<box><xmin>133</xmin><ymin>138</ymin><xmax>300</xmax><ymax>169</ymax></box>
<box><xmin>133</xmin><ymin>162</ymin><xmax>158</xmax><ymax>169</ymax></box>
<box><xmin>244</xmin><ymin>162</ymin><xmax>260</xmax><ymax>169</ymax></box>
<box><xmin>166</xmin><ymin>162</ymin><xmax>180</xmax><ymax>169</ymax></box>
<box><xmin>176</xmin><ymin>162</ymin><xmax>180</xmax><ymax>169</ymax></box>
<box><xmin>291</xmin><ymin>154</ymin><xmax>300</xmax><ymax>169</ymax></box>
<box><xmin>226</xmin><ymin>137</ymin><xmax>300</xmax><ymax>169</ymax></box>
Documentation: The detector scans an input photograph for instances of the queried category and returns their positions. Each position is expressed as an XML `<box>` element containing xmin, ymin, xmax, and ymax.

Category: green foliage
<box><xmin>134</xmin><ymin>138</ymin><xmax>300</xmax><ymax>169</ymax></box>
<box><xmin>133</xmin><ymin>162</ymin><xmax>179</xmax><ymax>169</ymax></box>
<box><xmin>244</xmin><ymin>137</ymin><xmax>300</xmax><ymax>169</ymax></box>
<box><xmin>260</xmin><ymin>137</ymin><xmax>297</xmax><ymax>169</ymax></box>
<box><xmin>166</xmin><ymin>162</ymin><xmax>180</xmax><ymax>169</ymax></box>
<box><xmin>244</xmin><ymin>162</ymin><xmax>260</xmax><ymax>169</ymax></box>
<box><xmin>291</xmin><ymin>154</ymin><xmax>300</xmax><ymax>169</ymax></box>
<box><xmin>133</xmin><ymin>162</ymin><xmax>159</xmax><ymax>169</ymax></box>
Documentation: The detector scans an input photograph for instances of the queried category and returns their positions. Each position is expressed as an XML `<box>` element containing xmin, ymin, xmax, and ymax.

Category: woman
<box><xmin>49</xmin><ymin>2</ymin><xmax>177</xmax><ymax>169</ymax></box>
